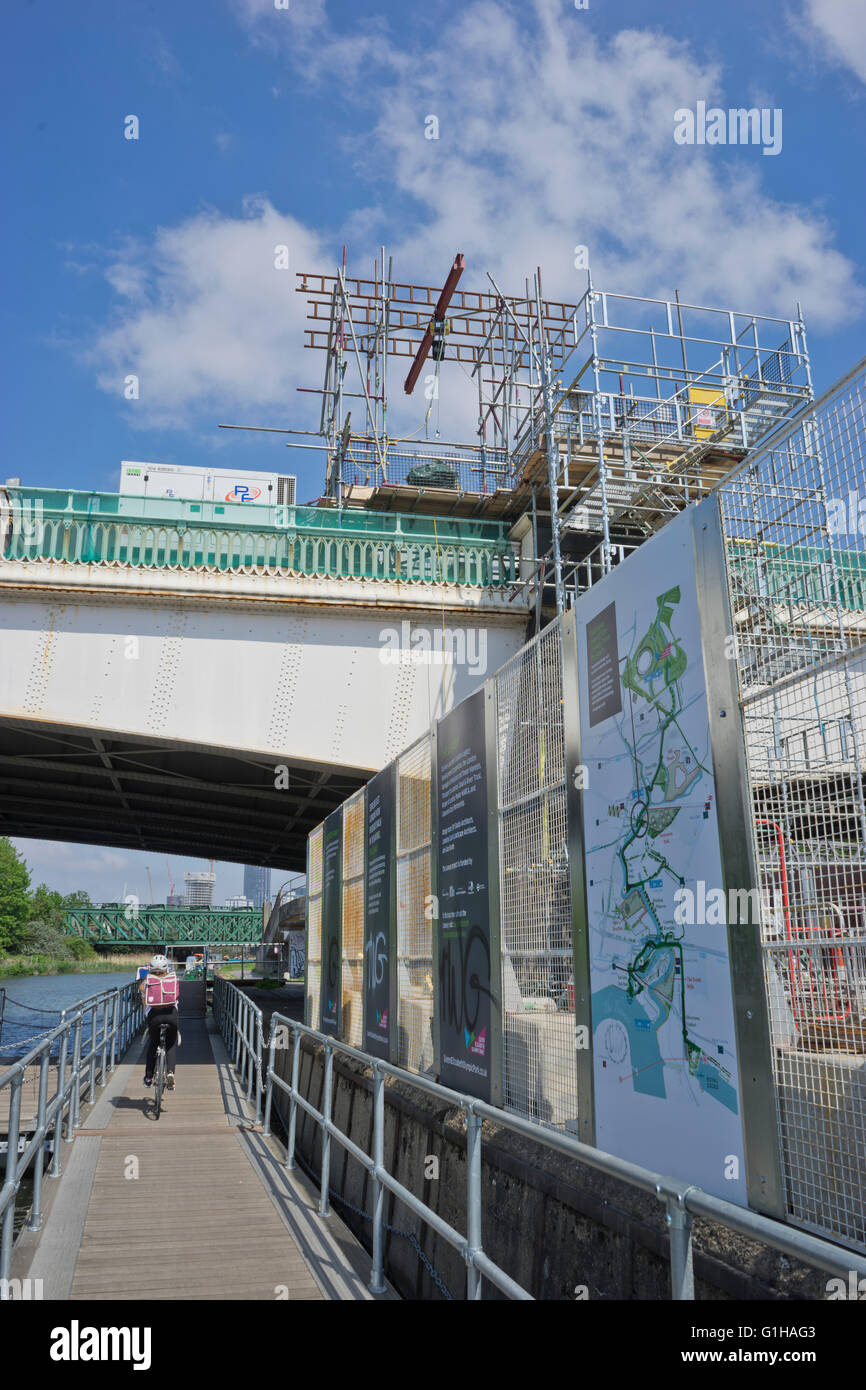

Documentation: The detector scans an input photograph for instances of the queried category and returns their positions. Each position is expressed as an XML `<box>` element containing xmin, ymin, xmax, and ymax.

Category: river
<box><xmin>0</xmin><ymin>970</ymin><xmax>141</xmax><ymax>1243</ymax></box>
<box><xmin>0</xmin><ymin>970</ymin><xmax>137</xmax><ymax>1060</ymax></box>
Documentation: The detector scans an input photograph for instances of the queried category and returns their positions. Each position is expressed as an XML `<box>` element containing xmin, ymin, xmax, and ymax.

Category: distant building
<box><xmin>243</xmin><ymin>865</ymin><xmax>271</xmax><ymax>910</ymax></box>
<box><xmin>166</xmin><ymin>892</ymin><xmax>186</xmax><ymax>908</ymax></box>
<box><xmin>225</xmin><ymin>894</ymin><xmax>252</xmax><ymax>910</ymax></box>
<box><xmin>184</xmin><ymin>872</ymin><xmax>215</xmax><ymax>908</ymax></box>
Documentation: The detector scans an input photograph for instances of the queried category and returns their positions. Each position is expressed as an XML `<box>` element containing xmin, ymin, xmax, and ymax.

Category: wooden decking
<box><xmin>11</xmin><ymin>983</ymin><xmax>394</xmax><ymax>1301</ymax></box>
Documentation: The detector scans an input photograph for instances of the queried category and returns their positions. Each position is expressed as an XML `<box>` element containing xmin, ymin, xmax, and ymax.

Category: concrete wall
<box><xmin>270</xmin><ymin>1037</ymin><xmax>833</xmax><ymax>1301</ymax></box>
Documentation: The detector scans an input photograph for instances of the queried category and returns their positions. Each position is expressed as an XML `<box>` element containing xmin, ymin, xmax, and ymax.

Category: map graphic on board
<box><xmin>578</xmin><ymin>513</ymin><xmax>746</xmax><ymax>1202</ymax></box>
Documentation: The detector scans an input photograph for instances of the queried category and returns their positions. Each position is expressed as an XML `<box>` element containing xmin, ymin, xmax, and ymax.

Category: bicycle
<box><xmin>153</xmin><ymin>1023</ymin><xmax>169</xmax><ymax>1119</ymax></box>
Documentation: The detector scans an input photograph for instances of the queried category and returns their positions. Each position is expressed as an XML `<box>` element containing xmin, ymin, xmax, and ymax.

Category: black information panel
<box><xmin>435</xmin><ymin>687</ymin><xmax>493</xmax><ymax>1099</ymax></box>
<box><xmin>320</xmin><ymin>807</ymin><xmax>343</xmax><ymax>1035</ymax></box>
<box><xmin>364</xmin><ymin>765</ymin><xmax>395</xmax><ymax>1059</ymax></box>
<box><xmin>586</xmin><ymin>600</ymin><xmax>622</xmax><ymax>727</ymax></box>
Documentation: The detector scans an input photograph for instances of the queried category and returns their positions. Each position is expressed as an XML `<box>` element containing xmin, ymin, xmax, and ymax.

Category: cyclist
<box><xmin>139</xmin><ymin>954</ymin><xmax>180</xmax><ymax>1091</ymax></box>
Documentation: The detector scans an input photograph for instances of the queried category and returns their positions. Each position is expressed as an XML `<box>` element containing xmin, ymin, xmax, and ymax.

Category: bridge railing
<box><xmin>0</xmin><ymin>981</ymin><xmax>144</xmax><ymax>1297</ymax></box>
<box><xmin>212</xmin><ymin>975</ymin><xmax>265</xmax><ymax>1124</ymax></box>
<box><xmin>1</xmin><ymin>491</ymin><xmax>520</xmax><ymax>591</ymax></box>
<box><xmin>215</xmin><ymin>997</ymin><xmax>866</xmax><ymax>1301</ymax></box>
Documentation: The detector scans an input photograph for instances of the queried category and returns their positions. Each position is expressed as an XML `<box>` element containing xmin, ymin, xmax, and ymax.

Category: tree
<box><xmin>19</xmin><ymin>920</ymin><xmax>72</xmax><ymax>960</ymax></box>
<box><xmin>29</xmin><ymin>883</ymin><xmax>65</xmax><ymax>931</ymax></box>
<box><xmin>0</xmin><ymin>837</ymin><xmax>31</xmax><ymax>952</ymax></box>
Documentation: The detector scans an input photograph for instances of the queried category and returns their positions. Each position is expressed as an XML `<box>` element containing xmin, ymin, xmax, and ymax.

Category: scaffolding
<box><xmin>295</xmin><ymin>252</ymin><xmax>813</xmax><ymax>619</ymax></box>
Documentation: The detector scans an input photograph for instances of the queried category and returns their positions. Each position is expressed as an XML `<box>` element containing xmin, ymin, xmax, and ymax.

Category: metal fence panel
<box><xmin>719</xmin><ymin>359</ymin><xmax>866</xmax><ymax>1252</ymax></box>
<box><xmin>341</xmin><ymin>789</ymin><xmax>365</xmax><ymax>1048</ymax></box>
<box><xmin>306</xmin><ymin>823</ymin><xmax>323</xmax><ymax>1028</ymax></box>
<box><xmin>495</xmin><ymin>621</ymin><xmax>579</xmax><ymax>1130</ymax></box>
<box><xmin>396</xmin><ymin>734</ymin><xmax>434</xmax><ymax>1074</ymax></box>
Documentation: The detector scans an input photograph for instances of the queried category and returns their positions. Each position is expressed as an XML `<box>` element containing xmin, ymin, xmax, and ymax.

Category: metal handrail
<box><xmin>225</xmin><ymin>994</ymin><xmax>866</xmax><ymax>1302</ymax></box>
<box><xmin>212</xmin><ymin>975</ymin><xmax>264</xmax><ymax>1124</ymax></box>
<box><xmin>0</xmin><ymin>980</ymin><xmax>144</xmax><ymax>1297</ymax></box>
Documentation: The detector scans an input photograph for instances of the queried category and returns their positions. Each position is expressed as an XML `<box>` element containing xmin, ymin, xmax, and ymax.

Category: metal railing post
<box><xmin>0</xmin><ymin>1074</ymin><xmax>22</xmax><ymax>1292</ymax></box>
<box><xmin>69</xmin><ymin>1012</ymin><xmax>84</xmax><ymax>1135</ymax></box>
<box><xmin>262</xmin><ymin>1020</ymin><xmax>276</xmax><ymax>1137</ymax></box>
<box><xmin>27</xmin><ymin>1048</ymin><xmax>51</xmax><ymax>1232</ymax></box>
<box><xmin>667</xmin><ymin>1194</ymin><xmax>695</xmax><ymax>1300</ymax></box>
<box><xmin>50</xmin><ymin>1020</ymin><xmax>70</xmax><ymax>1177</ymax></box>
<box><xmin>99</xmin><ymin>997</ymin><xmax>109</xmax><ymax>1084</ymax></box>
<box><xmin>246</xmin><ymin>1004</ymin><xmax>255</xmax><ymax>1104</ymax></box>
<box><xmin>88</xmin><ymin>1002</ymin><xmax>97</xmax><ymax>1102</ymax></box>
<box><xmin>319</xmin><ymin>1042</ymin><xmax>333</xmax><ymax>1218</ymax></box>
<box><xmin>286</xmin><ymin>1027</ymin><xmax>300</xmax><ymax>1170</ymax></box>
<box><xmin>254</xmin><ymin>1013</ymin><xmax>264</xmax><ymax>1124</ymax></box>
<box><xmin>369</xmin><ymin>1064</ymin><xmax>386</xmax><ymax>1295</ymax></box>
<box><xmin>466</xmin><ymin>1108</ymin><xmax>483</xmax><ymax>1300</ymax></box>
<box><xmin>109</xmin><ymin>991</ymin><xmax>118</xmax><ymax>1072</ymax></box>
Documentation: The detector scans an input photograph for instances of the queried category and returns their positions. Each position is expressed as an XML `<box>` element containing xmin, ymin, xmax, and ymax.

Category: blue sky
<box><xmin>3</xmin><ymin>0</ymin><xmax>865</xmax><ymax>900</ymax></box>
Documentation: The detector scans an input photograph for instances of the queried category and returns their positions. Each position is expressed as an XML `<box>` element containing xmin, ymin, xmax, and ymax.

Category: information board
<box><xmin>435</xmin><ymin>687</ymin><xmax>495</xmax><ymax>1099</ymax></box>
<box><xmin>320</xmin><ymin>807</ymin><xmax>343</xmax><ymax>1036</ymax></box>
<box><xmin>575</xmin><ymin>507</ymin><xmax>748</xmax><ymax>1204</ymax></box>
<box><xmin>364</xmin><ymin>765</ymin><xmax>395</xmax><ymax>1059</ymax></box>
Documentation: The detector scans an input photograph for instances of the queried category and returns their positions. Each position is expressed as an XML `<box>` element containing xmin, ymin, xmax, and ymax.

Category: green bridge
<box><xmin>3</xmin><ymin>485</ymin><xmax>518</xmax><ymax>589</ymax></box>
<box><xmin>66</xmin><ymin>905</ymin><xmax>264</xmax><ymax>945</ymax></box>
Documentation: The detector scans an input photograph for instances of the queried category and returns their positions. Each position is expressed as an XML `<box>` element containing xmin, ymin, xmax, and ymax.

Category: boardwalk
<box><xmin>12</xmin><ymin>983</ymin><xmax>393</xmax><ymax>1301</ymax></box>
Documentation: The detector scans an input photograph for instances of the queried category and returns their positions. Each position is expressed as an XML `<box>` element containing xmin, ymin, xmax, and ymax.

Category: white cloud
<box><xmin>85</xmin><ymin>197</ymin><xmax>331</xmax><ymax>430</ymax></box>
<box><xmin>802</xmin><ymin>0</ymin><xmax>866</xmax><ymax>83</ymax></box>
<box><xmin>81</xmin><ymin>0</ymin><xmax>862</xmax><ymax>435</ymax></box>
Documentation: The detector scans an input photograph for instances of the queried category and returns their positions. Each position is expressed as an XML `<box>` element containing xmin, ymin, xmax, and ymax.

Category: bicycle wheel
<box><xmin>154</xmin><ymin>1048</ymin><xmax>165</xmax><ymax>1119</ymax></box>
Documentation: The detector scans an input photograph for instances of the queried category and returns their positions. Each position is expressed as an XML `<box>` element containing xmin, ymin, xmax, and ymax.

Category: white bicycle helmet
<box><xmin>149</xmin><ymin>954</ymin><xmax>170</xmax><ymax>972</ymax></box>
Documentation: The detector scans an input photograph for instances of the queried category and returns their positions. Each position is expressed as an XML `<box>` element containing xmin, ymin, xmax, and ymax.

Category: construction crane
<box><xmin>145</xmin><ymin>865</ymin><xmax>154</xmax><ymax>905</ymax></box>
<box><xmin>165</xmin><ymin>858</ymin><xmax>175</xmax><ymax>901</ymax></box>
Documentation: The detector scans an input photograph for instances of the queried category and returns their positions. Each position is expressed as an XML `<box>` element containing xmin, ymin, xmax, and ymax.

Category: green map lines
<box><xmin>578</xmin><ymin>512</ymin><xmax>749</xmax><ymax>1212</ymax></box>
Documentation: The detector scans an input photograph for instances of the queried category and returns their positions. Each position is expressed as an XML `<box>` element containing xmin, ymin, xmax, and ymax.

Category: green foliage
<box><xmin>0</xmin><ymin>837</ymin><xmax>31</xmax><ymax>952</ymax></box>
<box><xmin>66</xmin><ymin>936</ymin><xmax>97</xmax><ymax>960</ymax></box>
<box><xmin>62</xmin><ymin>889</ymin><xmax>93</xmax><ymax>911</ymax></box>
<box><xmin>18</xmin><ymin>920</ymin><xmax>73</xmax><ymax>960</ymax></box>
<box><xmin>29</xmin><ymin>883</ymin><xmax>65</xmax><ymax>929</ymax></box>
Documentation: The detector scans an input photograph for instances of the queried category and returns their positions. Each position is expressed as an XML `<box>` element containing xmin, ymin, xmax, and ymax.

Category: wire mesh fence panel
<box><xmin>342</xmin><ymin>790</ymin><xmax>365</xmax><ymax>1048</ymax></box>
<box><xmin>306</xmin><ymin>823</ymin><xmax>323</xmax><ymax>1027</ymax></box>
<box><xmin>396</xmin><ymin>734</ymin><xmax>434</xmax><ymax>1074</ymax></box>
<box><xmin>719</xmin><ymin>359</ymin><xmax>866</xmax><ymax>1252</ymax></box>
<box><xmin>495</xmin><ymin>621</ymin><xmax>578</xmax><ymax>1131</ymax></box>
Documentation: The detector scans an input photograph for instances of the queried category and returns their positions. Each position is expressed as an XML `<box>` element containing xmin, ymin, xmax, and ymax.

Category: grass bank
<box><xmin>0</xmin><ymin>952</ymin><xmax>150</xmax><ymax>979</ymax></box>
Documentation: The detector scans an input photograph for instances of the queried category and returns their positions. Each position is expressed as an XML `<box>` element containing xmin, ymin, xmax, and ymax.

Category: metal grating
<box><xmin>396</xmin><ymin>734</ymin><xmax>434</xmax><ymax>1074</ymax></box>
<box><xmin>719</xmin><ymin>359</ymin><xmax>866</xmax><ymax>1252</ymax></box>
<box><xmin>306</xmin><ymin>823</ymin><xmax>324</xmax><ymax>1028</ymax></box>
<box><xmin>341</xmin><ymin>790</ymin><xmax>365</xmax><ymax>1048</ymax></box>
<box><xmin>495</xmin><ymin>621</ymin><xmax>579</xmax><ymax>1131</ymax></box>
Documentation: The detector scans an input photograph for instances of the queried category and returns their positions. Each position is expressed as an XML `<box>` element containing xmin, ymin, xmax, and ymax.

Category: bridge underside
<box><xmin>0</xmin><ymin>716</ymin><xmax>365</xmax><ymax>869</ymax></box>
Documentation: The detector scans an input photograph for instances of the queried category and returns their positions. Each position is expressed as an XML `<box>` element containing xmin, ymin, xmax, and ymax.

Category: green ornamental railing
<box><xmin>1</xmin><ymin>488</ymin><xmax>520</xmax><ymax>590</ymax></box>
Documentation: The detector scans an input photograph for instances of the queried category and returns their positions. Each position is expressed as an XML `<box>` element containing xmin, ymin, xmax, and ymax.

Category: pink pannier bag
<box><xmin>145</xmin><ymin>973</ymin><xmax>179</xmax><ymax>1007</ymax></box>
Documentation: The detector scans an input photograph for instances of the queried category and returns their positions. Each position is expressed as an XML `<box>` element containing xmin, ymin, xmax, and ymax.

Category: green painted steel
<box><xmin>3</xmin><ymin>488</ymin><xmax>519</xmax><ymax>589</ymax></box>
<box><xmin>66</xmin><ymin>905</ymin><xmax>263</xmax><ymax>945</ymax></box>
<box><xmin>727</xmin><ymin>542</ymin><xmax>866</xmax><ymax>613</ymax></box>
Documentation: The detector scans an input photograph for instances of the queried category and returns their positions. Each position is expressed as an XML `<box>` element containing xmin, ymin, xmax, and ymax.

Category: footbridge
<box><xmin>0</xmin><ymin>487</ymin><xmax>529</xmax><ymax>866</ymax></box>
<box><xmin>3</xmin><ymin>976</ymin><xmax>864</xmax><ymax>1306</ymax></box>
<box><xmin>65</xmin><ymin>905</ymin><xmax>264</xmax><ymax>945</ymax></box>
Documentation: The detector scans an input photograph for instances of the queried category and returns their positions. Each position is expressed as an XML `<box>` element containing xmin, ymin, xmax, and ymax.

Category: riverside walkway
<box><xmin>10</xmin><ymin>982</ymin><xmax>394</xmax><ymax>1301</ymax></box>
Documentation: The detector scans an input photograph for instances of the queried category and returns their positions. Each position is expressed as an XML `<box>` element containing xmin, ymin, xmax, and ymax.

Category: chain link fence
<box><xmin>305</xmin><ymin>823</ymin><xmax>323</xmax><ymax>1029</ymax></box>
<box><xmin>341</xmin><ymin>790</ymin><xmax>366</xmax><ymax>1049</ymax></box>
<box><xmin>494</xmin><ymin>622</ymin><xmax>578</xmax><ymax>1130</ymax></box>
<box><xmin>396</xmin><ymin>734</ymin><xmax>435</xmax><ymax>1075</ymax></box>
<box><xmin>718</xmin><ymin>358</ymin><xmax>866</xmax><ymax>1252</ymax></box>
